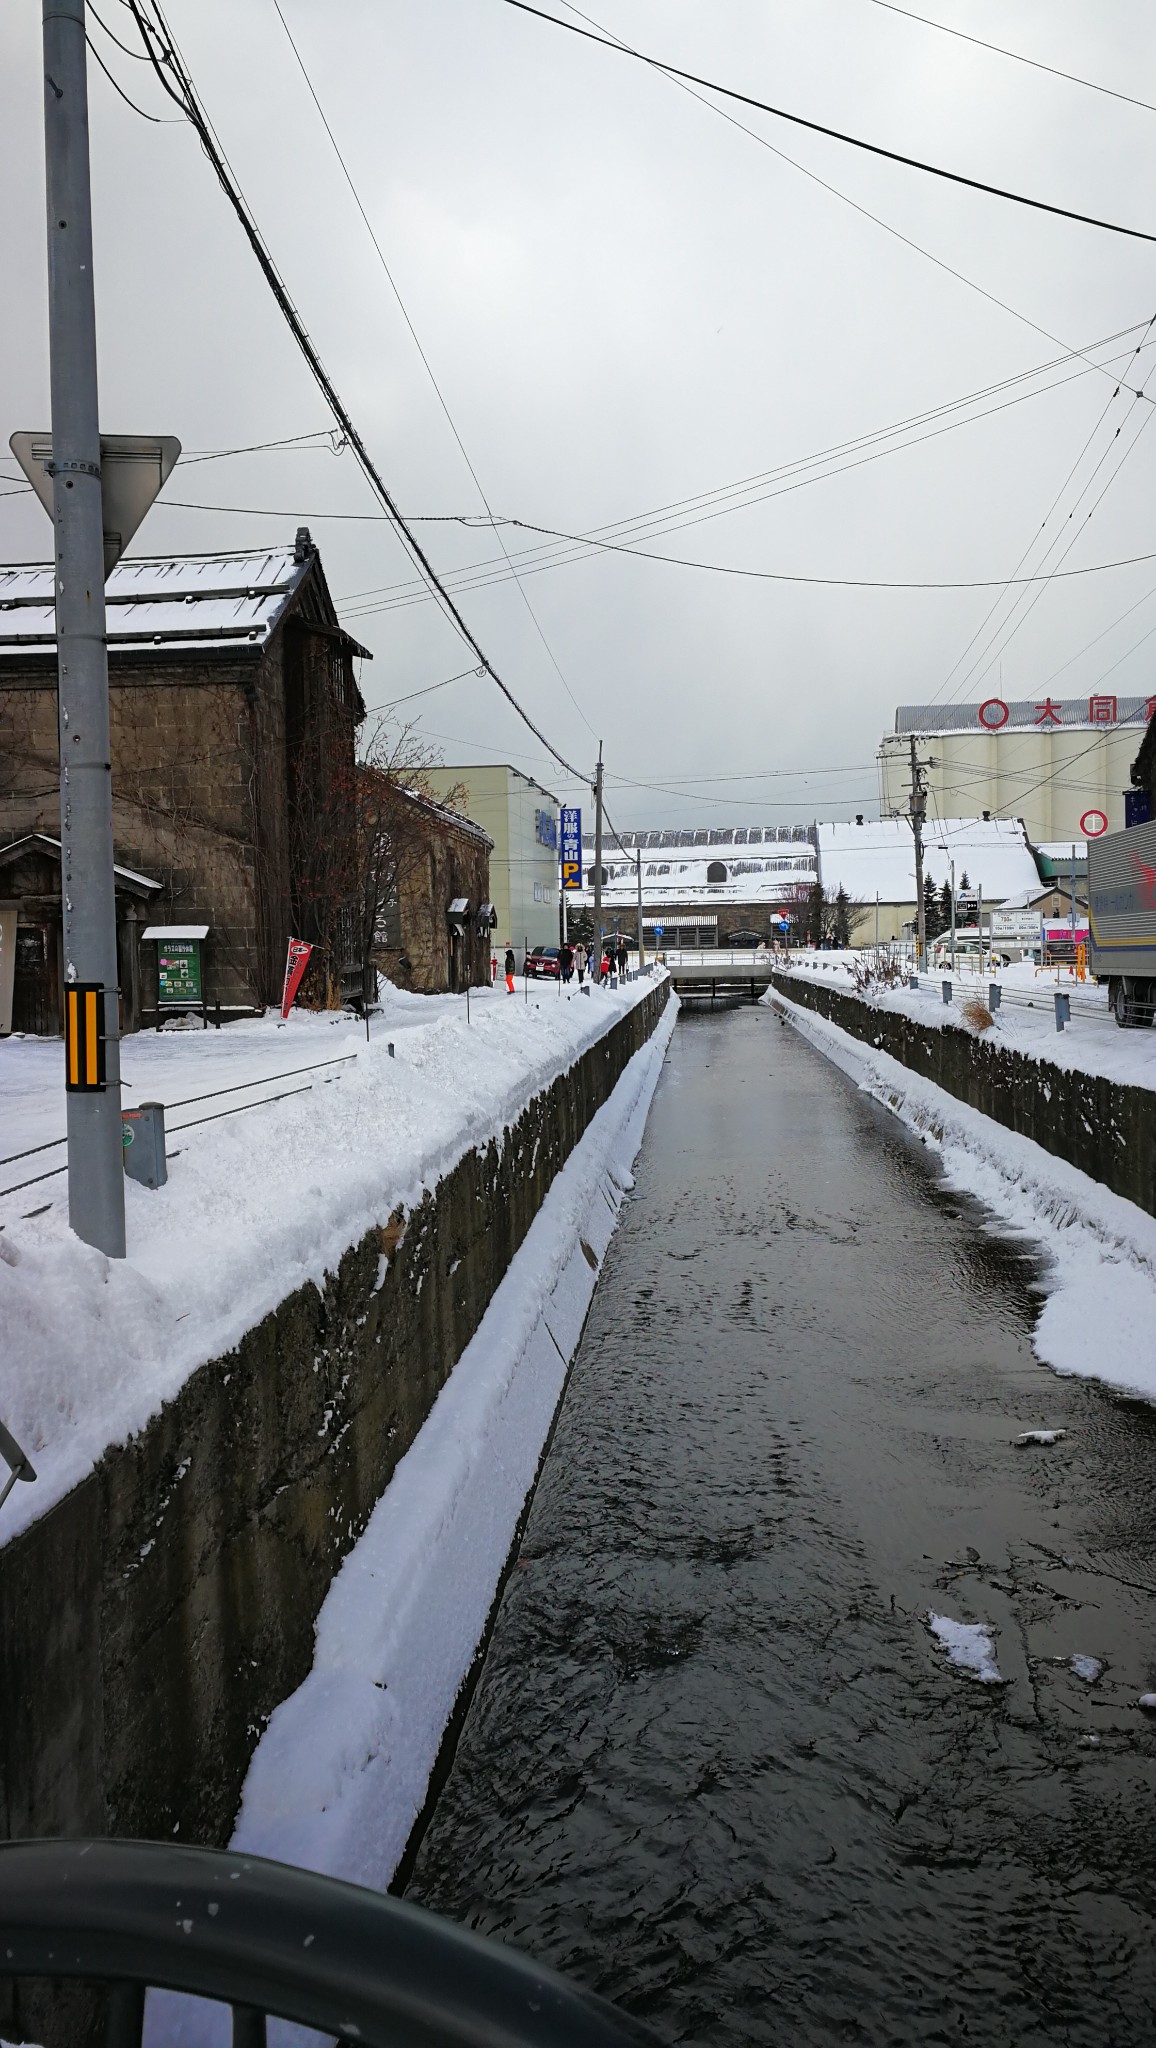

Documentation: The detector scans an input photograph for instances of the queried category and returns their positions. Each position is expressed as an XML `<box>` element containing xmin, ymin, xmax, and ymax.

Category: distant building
<box><xmin>424</xmin><ymin>764</ymin><xmax>559</xmax><ymax>952</ymax></box>
<box><xmin>879</xmin><ymin>696</ymin><xmax>1153</xmax><ymax>845</ymax></box>
<box><xmin>569</xmin><ymin>825</ymin><xmax>817</xmax><ymax>948</ymax></box>
<box><xmin>0</xmin><ymin>530</ymin><xmax>369</xmax><ymax>1030</ymax></box>
<box><xmin>816</xmin><ymin>816</ymin><xmax>1042</xmax><ymax>941</ymax></box>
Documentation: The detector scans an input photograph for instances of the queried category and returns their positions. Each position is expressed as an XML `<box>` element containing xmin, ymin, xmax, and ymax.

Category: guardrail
<box><xmin>0</xmin><ymin>1838</ymin><xmax>652</xmax><ymax>2047</ymax></box>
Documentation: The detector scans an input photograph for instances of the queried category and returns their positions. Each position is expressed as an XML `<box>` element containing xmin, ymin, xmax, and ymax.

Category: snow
<box><xmin>1069</xmin><ymin>1655</ymin><xmax>1104</xmax><ymax>1683</ymax></box>
<box><xmin>1138</xmin><ymin>1694</ymin><xmax>1156</xmax><ymax>1711</ymax></box>
<box><xmin>0</xmin><ymin>549</ymin><xmax>301</xmax><ymax>657</ymax></box>
<box><xmin>1013</xmin><ymin>1429</ymin><xmax>1066</xmax><ymax>1447</ymax></box>
<box><xmin>927</xmin><ymin>1613</ymin><xmax>1004</xmax><ymax>1685</ymax></box>
<box><xmin>768</xmin><ymin>985</ymin><xmax>1156</xmax><ymax>1405</ymax></box>
<box><xmin>780</xmin><ymin>954</ymin><xmax>1156</xmax><ymax>1093</ymax></box>
<box><xmin>0</xmin><ymin>970</ymin><xmax>667</xmax><ymax>1546</ymax></box>
<box><xmin>143</xmin><ymin>999</ymin><xmax>676</xmax><ymax>2048</ymax></box>
<box><xmin>816</xmin><ymin>817</ymin><xmax>1039</xmax><ymax>904</ymax></box>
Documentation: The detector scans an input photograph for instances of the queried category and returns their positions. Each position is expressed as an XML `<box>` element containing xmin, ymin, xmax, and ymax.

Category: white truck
<box><xmin>1087</xmin><ymin>815</ymin><xmax>1156</xmax><ymax>1026</ymax></box>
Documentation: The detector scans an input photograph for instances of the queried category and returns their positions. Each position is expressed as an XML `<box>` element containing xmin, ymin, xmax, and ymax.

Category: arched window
<box><xmin>706</xmin><ymin>860</ymin><xmax>728</xmax><ymax>884</ymax></box>
<box><xmin>586</xmin><ymin>865</ymin><xmax>608</xmax><ymax>886</ymax></box>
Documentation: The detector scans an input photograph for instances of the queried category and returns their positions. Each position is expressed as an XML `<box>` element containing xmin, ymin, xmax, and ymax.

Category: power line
<box><xmin>869</xmin><ymin>2</ymin><xmax>1156</xmax><ymax>118</ymax></box>
<box><xmin>500</xmin><ymin>0</ymin><xmax>1156</xmax><ymax>244</ymax></box>
<box><xmin>269</xmin><ymin>0</ymin><xmax>599</xmax><ymax>746</ymax></box>
<box><xmin>552</xmin><ymin>1</ymin><xmax>1144</xmax><ymax>403</ymax></box>
<box><xmin>122</xmin><ymin>0</ymin><xmax>590</xmax><ymax>785</ymax></box>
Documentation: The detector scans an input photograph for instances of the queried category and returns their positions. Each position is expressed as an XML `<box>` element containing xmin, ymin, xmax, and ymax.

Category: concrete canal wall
<box><xmin>770</xmin><ymin>972</ymin><xmax>1156</xmax><ymax>1220</ymax></box>
<box><xmin>0</xmin><ymin>982</ymin><xmax>669</xmax><ymax>1870</ymax></box>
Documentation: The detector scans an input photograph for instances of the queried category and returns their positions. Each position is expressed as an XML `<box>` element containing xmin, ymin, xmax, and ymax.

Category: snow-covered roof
<box><xmin>141</xmin><ymin>925</ymin><xmax>209</xmax><ymax>940</ymax></box>
<box><xmin>569</xmin><ymin>842</ymin><xmax>817</xmax><ymax>910</ymax></box>
<box><xmin>582</xmin><ymin>825</ymin><xmax>813</xmax><ymax>854</ymax></box>
<box><xmin>817</xmin><ymin>818</ymin><xmax>1040</xmax><ymax>903</ymax></box>
<box><xmin>0</xmin><ymin>544</ymin><xmax>371</xmax><ymax>661</ymax></box>
<box><xmin>0</xmin><ymin>831</ymin><xmax>160</xmax><ymax>893</ymax></box>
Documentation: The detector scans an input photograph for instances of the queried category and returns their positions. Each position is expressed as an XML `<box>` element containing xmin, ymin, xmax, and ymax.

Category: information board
<box><xmin>158</xmin><ymin>938</ymin><xmax>203</xmax><ymax>1007</ymax></box>
<box><xmin>560</xmin><ymin>805</ymin><xmax>582</xmax><ymax>891</ymax></box>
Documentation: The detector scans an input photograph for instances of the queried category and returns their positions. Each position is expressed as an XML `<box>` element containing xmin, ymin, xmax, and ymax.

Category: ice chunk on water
<box><xmin>1013</xmin><ymin>1429</ymin><xmax>1066</xmax><ymax>1447</ymax></box>
<box><xmin>1069</xmin><ymin>1654</ymin><xmax>1103</xmax><ymax>1683</ymax></box>
<box><xmin>927</xmin><ymin>1612</ymin><xmax>1004</xmax><ymax>1685</ymax></box>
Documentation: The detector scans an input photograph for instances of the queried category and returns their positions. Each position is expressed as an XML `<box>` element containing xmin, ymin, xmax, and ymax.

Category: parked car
<box><xmin>525</xmin><ymin>945</ymin><xmax>561</xmax><ymax>979</ymax></box>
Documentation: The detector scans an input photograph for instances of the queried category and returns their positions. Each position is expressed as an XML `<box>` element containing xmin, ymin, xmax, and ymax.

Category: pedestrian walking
<box><xmin>600</xmin><ymin>949</ymin><xmax>611</xmax><ymax>981</ymax></box>
<box><xmin>574</xmin><ymin>942</ymin><xmax>587</xmax><ymax>985</ymax></box>
<box><xmin>616</xmin><ymin>938</ymin><xmax>628</xmax><ymax>977</ymax></box>
<box><xmin>504</xmin><ymin>945</ymin><xmax>516</xmax><ymax>994</ymax></box>
<box><xmin>560</xmin><ymin>942</ymin><xmax>574</xmax><ymax>983</ymax></box>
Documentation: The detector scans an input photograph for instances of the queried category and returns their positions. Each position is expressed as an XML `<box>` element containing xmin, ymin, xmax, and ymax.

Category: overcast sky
<box><xmin>3</xmin><ymin>0</ymin><xmax>1156</xmax><ymax>828</ymax></box>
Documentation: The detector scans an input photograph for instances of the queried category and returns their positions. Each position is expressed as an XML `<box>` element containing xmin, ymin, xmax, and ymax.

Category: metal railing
<box><xmin>0</xmin><ymin>1838</ymin><xmax>653</xmax><ymax>2047</ymax></box>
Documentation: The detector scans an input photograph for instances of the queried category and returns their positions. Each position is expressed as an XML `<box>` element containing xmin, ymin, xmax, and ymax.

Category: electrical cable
<box><xmin>84</xmin><ymin>31</ymin><xmax>176</xmax><ymax>120</ymax></box>
<box><xmin>500</xmin><ymin>0</ymin><xmax>1156</xmax><ymax>244</ymax></box>
<box><xmin>869</xmin><ymin>2</ymin><xmax>1156</xmax><ymax>118</ymax></box>
<box><xmin>122</xmin><ymin>0</ymin><xmax>591</xmax><ymax>784</ymax></box>
<box><xmin>269</xmin><ymin>0</ymin><xmax>599</xmax><ymax>746</ymax></box>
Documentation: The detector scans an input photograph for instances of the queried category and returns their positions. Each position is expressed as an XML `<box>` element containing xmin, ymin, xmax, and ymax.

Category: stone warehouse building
<box><xmin>370</xmin><ymin>783</ymin><xmax>494</xmax><ymax>994</ymax></box>
<box><xmin>0</xmin><ymin>531</ymin><xmax>369</xmax><ymax>1029</ymax></box>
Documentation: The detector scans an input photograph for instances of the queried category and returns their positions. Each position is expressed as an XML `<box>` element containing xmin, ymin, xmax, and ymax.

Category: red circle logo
<box><xmin>1079</xmin><ymin>809</ymin><xmax>1108</xmax><ymax>838</ymax></box>
<box><xmin>978</xmin><ymin>697</ymin><xmax>1010</xmax><ymax>730</ymax></box>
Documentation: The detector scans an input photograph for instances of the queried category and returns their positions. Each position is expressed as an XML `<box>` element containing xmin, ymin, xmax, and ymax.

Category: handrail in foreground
<box><xmin>0</xmin><ymin>1838</ymin><xmax>653</xmax><ymax>2047</ymax></box>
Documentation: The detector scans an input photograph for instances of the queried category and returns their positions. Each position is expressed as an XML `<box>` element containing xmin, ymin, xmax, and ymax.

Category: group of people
<box><xmin>500</xmin><ymin>937</ymin><xmax>633</xmax><ymax>992</ymax></box>
<box><xmin>558</xmin><ymin>937</ymin><xmax>630</xmax><ymax>984</ymax></box>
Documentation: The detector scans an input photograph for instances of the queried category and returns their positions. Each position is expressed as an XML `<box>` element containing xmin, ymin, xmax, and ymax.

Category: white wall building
<box><xmin>879</xmin><ymin>695</ymin><xmax>1153</xmax><ymax>845</ymax></box>
<box><xmin>569</xmin><ymin>825</ymin><xmax>817</xmax><ymax>948</ymax></box>
<box><xmin>424</xmin><ymin>764</ymin><xmax>560</xmax><ymax>952</ymax></box>
<box><xmin>817</xmin><ymin>816</ymin><xmax>1041</xmax><ymax>941</ymax></box>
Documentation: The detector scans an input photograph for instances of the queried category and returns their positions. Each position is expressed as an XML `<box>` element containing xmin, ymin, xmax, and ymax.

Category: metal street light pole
<box><xmin>636</xmin><ymin>849</ymin><xmax>644</xmax><ymax>969</ymax></box>
<box><xmin>43</xmin><ymin>0</ymin><xmax>125</xmax><ymax>1257</ymax></box>
<box><xmin>592</xmin><ymin>744</ymin><xmax>604</xmax><ymax>983</ymax></box>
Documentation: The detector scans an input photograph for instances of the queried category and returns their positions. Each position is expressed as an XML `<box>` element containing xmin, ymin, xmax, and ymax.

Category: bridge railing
<box><xmin>0</xmin><ymin>1838</ymin><xmax>652</xmax><ymax>2048</ymax></box>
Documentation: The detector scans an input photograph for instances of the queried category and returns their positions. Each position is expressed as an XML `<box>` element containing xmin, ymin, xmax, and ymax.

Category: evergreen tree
<box><xmin>806</xmin><ymin>878</ymin><xmax>826</xmax><ymax>945</ymax></box>
<box><xmin>923</xmin><ymin>872</ymin><xmax>942</xmax><ymax>939</ymax></box>
<box><xmin>833</xmin><ymin>886</ymin><xmax>851</xmax><ymax>948</ymax></box>
<box><xmin>938</xmin><ymin>878</ymin><xmax>953</xmax><ymax>933</ymax></box>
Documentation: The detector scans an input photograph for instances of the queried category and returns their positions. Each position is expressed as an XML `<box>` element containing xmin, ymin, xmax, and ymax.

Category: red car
<box><xmin>525</xmin><ymin>946</ymin><xmax>561</xmax><ymax>979</ymax></box>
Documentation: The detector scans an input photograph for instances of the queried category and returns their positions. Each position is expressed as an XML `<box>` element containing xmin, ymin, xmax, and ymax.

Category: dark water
<box><xmin>409</xmin><ymin>1008</ymin><xmax>1156</xmax><ymax>2045</ymax></box>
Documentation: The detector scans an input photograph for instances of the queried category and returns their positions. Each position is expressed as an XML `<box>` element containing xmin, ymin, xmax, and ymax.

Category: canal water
<box><xmin>408</xmin><ymin>1005</ymin><xmax>1156</xmax><ymax>2045</ymax></box>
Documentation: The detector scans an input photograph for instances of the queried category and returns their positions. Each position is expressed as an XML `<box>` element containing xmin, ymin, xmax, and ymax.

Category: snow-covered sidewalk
<box><xmin>769</xmin><ymin>984</ymin><xmax>1156</xmax><ymax>1405</ymax></box>
<box><xmin>0</xmin><ymin>972</ymin><xmax>666</xmax><ymax>1545</ymax></box>
<box><xmin>780</xmin><ymin>952</ymin><xmax>1156</xmax><ymax>1093</ymax></box>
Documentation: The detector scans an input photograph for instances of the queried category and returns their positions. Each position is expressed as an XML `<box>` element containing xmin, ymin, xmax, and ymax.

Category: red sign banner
<box><xmin>280</xmin><ymin>938</ymin><xmax>313</xmax><ymax>1019</ymax></box>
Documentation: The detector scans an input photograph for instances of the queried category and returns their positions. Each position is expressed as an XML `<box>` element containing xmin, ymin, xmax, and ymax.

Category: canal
<box><xmin>408</xmin><ymin>1004</ymin><xmax>1156</xmax><ymax>2044</ymax></box>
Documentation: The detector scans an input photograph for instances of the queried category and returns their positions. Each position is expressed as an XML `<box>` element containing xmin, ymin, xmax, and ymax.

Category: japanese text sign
<box><xmin>560</xmin><ymin>805</ymin><xmax>582</xmax><ymax>891</ymax></box>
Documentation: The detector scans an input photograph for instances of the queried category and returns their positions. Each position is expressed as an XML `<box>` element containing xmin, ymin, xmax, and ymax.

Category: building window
<box><xmin>706</xmin><ymin>860</ymin><xmax>728</xmax><ymax>884</ymax></box>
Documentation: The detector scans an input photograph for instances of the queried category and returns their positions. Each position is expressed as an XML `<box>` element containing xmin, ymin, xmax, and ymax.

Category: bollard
<box><xmin>942</xmin><ymin>979</ymin><xmax>952</xmax><ymax>1005</ymax></box>
<box><xmin>988</xmin><ymin>982</ymin><xmax>1002</xmax><ymax>1011</ymax></box>
<box><xmin>121</xmin><ymin>1103</ymin><xmax>167</xmax><ymax>1189</ymax></box>
<box><xmin>1054</xmin><ymin>991</ymin><xmax>1070</xmax><ymax>1032</ymax></box>
<box><xmin>388</xmin><ymin>1041</ymin><xmax>395</xmax><ymax>1058</ymax></box>
<box><xmin>610</xmin><ymin>973</ymin><xmax>618</xmax><ymax>988</ymax></box>
<box><xmin>909</xmin><ymin>974</ymin><xmax>919</xmax><ymax>990</ymax></box>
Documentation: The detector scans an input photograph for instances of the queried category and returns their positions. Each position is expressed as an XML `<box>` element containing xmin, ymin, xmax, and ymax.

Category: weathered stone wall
<box><xmin>771</xmin><ymin>971</ymin><xmax>1156</xmax><ymax>1218</ymax></box>
<box><xmin>0</xmin><ymin>985</ymin><xmax>669</xmax><ymax>1885</ymax></box>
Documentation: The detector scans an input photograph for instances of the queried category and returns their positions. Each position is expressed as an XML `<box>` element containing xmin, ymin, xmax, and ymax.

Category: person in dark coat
<box><xmin>560</xmin><ymin>942</ymin><xmax>574</xmax><ymax>983</ymax></box>
<box><xmin>616</xmin><ymin>938</ymin><xmax>628</xmax><ymax>977</ymax></box>
<box><xmin>504</xmin><ymin>946</ymin><xmax>516</xmax><ymax>993</ymax></box>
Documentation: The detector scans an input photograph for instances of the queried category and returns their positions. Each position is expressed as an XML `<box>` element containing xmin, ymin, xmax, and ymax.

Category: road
<box><xmin>408</xmin><ymin>1004</ymin><xmax>1156</xmax><ymax>2045</ymax></box>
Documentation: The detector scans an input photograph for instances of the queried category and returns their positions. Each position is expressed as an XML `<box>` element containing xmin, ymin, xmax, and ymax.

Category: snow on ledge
<box><xmin>0</xmin><ymin>972</ymin><xmax>667</xmax><ymax>1548</ymax></box>
<box><xmin>767</xmin><ymin>985</ymin><xmax>1156</xmax><ymax>1405</ymax></box>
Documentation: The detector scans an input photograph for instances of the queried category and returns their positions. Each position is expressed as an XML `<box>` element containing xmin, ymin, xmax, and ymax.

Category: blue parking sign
<box><xmin>560</xmin><ymin>805</ymin><xmax>582</xmax><ymax>890</ymax></box>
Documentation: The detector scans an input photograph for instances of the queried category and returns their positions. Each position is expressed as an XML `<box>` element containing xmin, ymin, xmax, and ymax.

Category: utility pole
<box><xmin>636</xmin><ymin>848</ymin><xmax>644</xmax><ymax>969</ymax></box>
<box><xmin>43</xmin><ymin>0</ymin><xmax>125</xmax><ymax>1257</ymax></box>
<box><xmin>592</xmin><ymin>744</ymin><xmax>604</xmax><ymax>983</ymax></box>
<box><xmin>908</xmin><ymin>736</ymin><xmax>928</xmax><ymax>965</ymax></box>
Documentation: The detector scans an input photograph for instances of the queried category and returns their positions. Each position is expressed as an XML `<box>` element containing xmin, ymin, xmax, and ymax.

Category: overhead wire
<box><xmin>868</xmin><ymin>2</ymin><xmax>1156</xmax><ymax>118</ymax></box>
<box><xmin>121</xmin><ymin>0</ymin><xmax>591</xmax><ymax>783</ymax></box>
<box><xmin>501</xmin><ymin>0</ymin><xmax>1156</xmax><ymax>244</ymax></box>
<box><xmin>268</xmin><ymin>0</ymin><xmax>599</xmax><ymax>745</ymax></box>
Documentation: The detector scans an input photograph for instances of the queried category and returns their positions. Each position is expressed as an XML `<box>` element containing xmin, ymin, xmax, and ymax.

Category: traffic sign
<box><xmin>11</xmin><ymin>431</ymin><xmax>181</xmax><ymax>577</ymax></box>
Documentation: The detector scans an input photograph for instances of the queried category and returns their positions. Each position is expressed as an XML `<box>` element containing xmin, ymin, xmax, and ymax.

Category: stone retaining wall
<box><xmin>771</xmin><ymin>972</ymin><xmax>1156</xmax><ymax>1219</ymax></box>
<box><xmin>0</xmin><ymin>983</ymin><xmax>669</xmax><ymax>1877</ymax></box>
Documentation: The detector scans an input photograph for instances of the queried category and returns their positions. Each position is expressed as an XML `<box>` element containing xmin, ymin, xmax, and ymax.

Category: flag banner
<box><xmin>281</xmin><ymin>939</ymin><xmax>313</xmax><ymax>1019</ymax></box>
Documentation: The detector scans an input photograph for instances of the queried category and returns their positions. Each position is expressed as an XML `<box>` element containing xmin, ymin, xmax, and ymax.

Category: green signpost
<box><xmin>157</xmin><ymin>938</ymin><xmax>202</xmax><ymax>1007</ymax></box>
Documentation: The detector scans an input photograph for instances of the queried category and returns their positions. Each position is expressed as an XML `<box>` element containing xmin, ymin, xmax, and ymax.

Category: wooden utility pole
<box><xmin>909</xmin><ymin>736</ymin><xmax>928</xmax><ymax>963</ymax></box>
<box><xmin>593</xmin><ymin>744</ymin><xmax>604</xmax><ymax>982</ymax></box>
